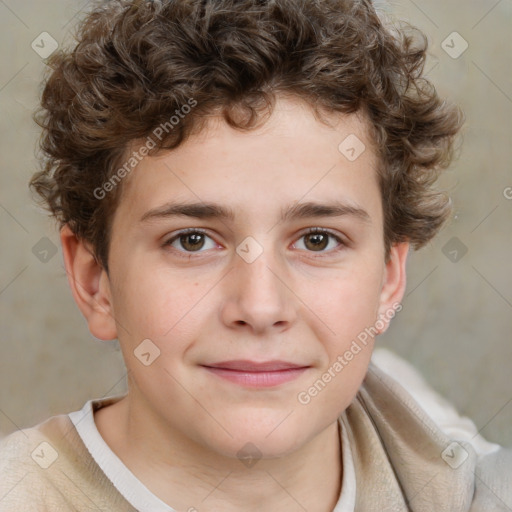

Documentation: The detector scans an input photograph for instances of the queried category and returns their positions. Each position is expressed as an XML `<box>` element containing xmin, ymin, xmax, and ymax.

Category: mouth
<box><xmin>200</xmin><ymin>360</ymin><xmax>310</xmax><ymax>388</ymax></box>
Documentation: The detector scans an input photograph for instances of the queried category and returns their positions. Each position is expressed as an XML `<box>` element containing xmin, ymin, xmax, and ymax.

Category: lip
<box><xmin>205</xmin><ymin>360</ymin><xmax>307</xmax><ymax>371</ymax></box>
<box><xmin>201</xmin><ymin>360</ymin><xmax>310</xmax><ymax>388</ymax></box>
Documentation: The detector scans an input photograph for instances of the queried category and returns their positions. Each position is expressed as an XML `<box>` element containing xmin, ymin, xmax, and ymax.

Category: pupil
<box><xmin>180</xmin><ymin>232</ymin><xmax>329</xmax><ymax>252</ymax></box>
<box><xmin>183</xmin><ymin>233</ymin><xmax>204</xmax><ymax>251</ymax></box>
<box><xmin>307</xmin><ymin>233</ymin><xmax>328</xmax><ymax>251</ymax></box>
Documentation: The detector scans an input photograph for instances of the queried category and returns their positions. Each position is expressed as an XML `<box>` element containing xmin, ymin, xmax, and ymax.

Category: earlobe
<box><xmin>60</xmin><ymin>224</ymin><xmax>118</xmax><ymax>341</ymax></box>
<box><xmin>376</xmin><ymin>242</ymin><xmax>409</xmax><ymax>334</ymax></box>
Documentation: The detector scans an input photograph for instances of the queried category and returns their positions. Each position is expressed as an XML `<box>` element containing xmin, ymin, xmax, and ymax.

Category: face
<box><xmin>97</xmin><ymin>95</ymin><xmax>406</xmax><ymax>459</ymax></box>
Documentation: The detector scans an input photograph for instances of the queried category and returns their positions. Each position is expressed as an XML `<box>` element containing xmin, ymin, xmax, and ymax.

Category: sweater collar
<box><xmin>342</xmin><ymin>362</ymin><xmax>476</xmax><ymax>511</ymax></box>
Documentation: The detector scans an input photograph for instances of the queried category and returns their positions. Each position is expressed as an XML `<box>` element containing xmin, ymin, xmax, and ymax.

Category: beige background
<box><xmin>0</xmin><ymin>0</ymin><xmax>511</xmax><ymax>447</ymax></box>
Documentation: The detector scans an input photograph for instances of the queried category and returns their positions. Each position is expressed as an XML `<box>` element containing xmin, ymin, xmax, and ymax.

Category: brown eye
<box><xmin>294</xmin><ymin>228</ymin><xmax>345</xmax><ymax>254</ymax></box>
<box><xmin>164</xmin><ymin>229</ymin><xmax>216</xmax><ymax>253</ymax></box>
<box><xmin>304</xmin><ymin>232</ymin><xmax>329</xmax><ymax>251</ymax></box>
<box><xmin>180</xmin><ymin>233</ymin><xmax>205</xmax><ymax>251</ymax></box>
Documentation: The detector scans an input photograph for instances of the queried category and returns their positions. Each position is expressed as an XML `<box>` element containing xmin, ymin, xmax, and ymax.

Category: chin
<box><xmin>198</xmin><ymin>419</ymin><xmax>315</xmax><ymax>462</ymax></box>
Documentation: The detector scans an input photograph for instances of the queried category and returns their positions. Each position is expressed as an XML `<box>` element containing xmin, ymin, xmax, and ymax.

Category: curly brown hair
<box><xmin>30</xmin><ymin>0</ymin><xmax>464</xmax><ymax>272</ymax></box>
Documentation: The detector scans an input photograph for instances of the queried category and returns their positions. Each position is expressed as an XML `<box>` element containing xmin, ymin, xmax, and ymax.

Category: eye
<box><xmin>163</xmin><ymin>228</ymin><xmax>217</xmax><ymax>254</ymax></box>
<box><xmin>293</xmin><ymin>228</ymin><xmax>345</xmax><ymax>254</ymax></box>
<box><xmin>163</xmin><ymin>227</ymin><xmax>346</xmax><ymax>257</ymax></box>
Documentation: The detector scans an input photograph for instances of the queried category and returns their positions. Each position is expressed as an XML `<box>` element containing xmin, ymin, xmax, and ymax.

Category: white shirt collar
<box><xmin>69</xmin><ymin>398</ymin><xmax>356</xmax><ymax>512</ymax></box>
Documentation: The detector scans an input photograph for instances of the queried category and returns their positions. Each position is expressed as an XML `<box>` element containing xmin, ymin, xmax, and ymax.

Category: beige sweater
<box><xmin>0</xmin><ymin>363</ymin><xmax>510</xmax><ymax>511</ymax></box>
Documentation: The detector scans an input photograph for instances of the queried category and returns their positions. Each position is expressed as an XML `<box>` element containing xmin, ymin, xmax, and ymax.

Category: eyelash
<box><xmin>162</xmin><ymin>227</ymin><xmax>347</xmax><ymax>258</ymax></box>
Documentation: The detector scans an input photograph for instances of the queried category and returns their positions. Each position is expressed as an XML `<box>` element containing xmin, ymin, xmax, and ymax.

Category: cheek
<box><xmin>304</xmin><ymin>275</ymin><xmax>381</xmax><ymax>415</ymax></box>
<box><xmin>110</xmin><ymin>261</ymin><xmax>205</xmax><ymax>346</ymax></box>
<box><xmin>310</xmin><ymin>267</ymin><xmax>383</xmax><ymax>342</ymax></box>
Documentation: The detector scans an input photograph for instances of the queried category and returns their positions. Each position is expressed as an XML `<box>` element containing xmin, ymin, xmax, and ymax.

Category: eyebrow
<box><xmin>139</xmin><ymin>200</ymin><xmax>371</xmax><ymax>224</ymax></box>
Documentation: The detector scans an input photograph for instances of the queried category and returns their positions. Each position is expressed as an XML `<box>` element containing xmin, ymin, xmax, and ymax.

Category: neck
<box><xmin>95</xmin><ymin>395</ymin><xmax>343</xmax><ymax>512</ymax></box>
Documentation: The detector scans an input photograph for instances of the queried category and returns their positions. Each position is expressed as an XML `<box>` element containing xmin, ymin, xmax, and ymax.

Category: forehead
<box><xmin>115</xmin><ymin>96</ymin><xmax>381</xmax><ymax>226</ymax></box>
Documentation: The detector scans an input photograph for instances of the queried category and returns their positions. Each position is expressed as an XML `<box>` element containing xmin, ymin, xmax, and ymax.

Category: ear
<box><xmin>375</xmin><ymin>241</ymin><xmax>409</xmax><ymax>335</ymax></box>
<box><xmin>60</xmin><ymin>224</ymin><xmax>117</xmax><ymax>341</ymax></box>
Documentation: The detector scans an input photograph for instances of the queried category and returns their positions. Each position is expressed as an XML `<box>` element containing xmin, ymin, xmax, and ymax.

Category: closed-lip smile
<box><xmin>201</xmin><ymin>360</ymin><xmax>310</xmax><ymax>387</ymax></box>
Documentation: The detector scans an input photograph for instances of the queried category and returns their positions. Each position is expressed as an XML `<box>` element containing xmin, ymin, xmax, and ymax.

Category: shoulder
<box><xmin>0</xmin><ymin>412</ymin><xmax>134</xmax><ymax>511</ymax></box>
<box><xmin>471</xmin><ymin>447</ymin><xmax>512</xmax><ymax>510</ymax></box>
<box><xmin>359</xmin><ymin>357</ymin><xmax>512</xmax><ymax>508</ymax></box>
<box><xmin>0</xmin><ymin>418</ymin><xmax>68</xmax><ymax>510</ymax></box>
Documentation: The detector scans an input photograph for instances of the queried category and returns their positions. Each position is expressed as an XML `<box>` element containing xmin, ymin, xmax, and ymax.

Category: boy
<box><xmin>1</xmin><ymin>0</ymin><xmax>510</xmax><ymax>510</ymax></box>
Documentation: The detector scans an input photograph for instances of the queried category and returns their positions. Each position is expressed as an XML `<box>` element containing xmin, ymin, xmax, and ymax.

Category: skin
<box><xmin>61</xmin><ymin>94</ymin><xmax>409</xmax><ymax>512</ymax></box>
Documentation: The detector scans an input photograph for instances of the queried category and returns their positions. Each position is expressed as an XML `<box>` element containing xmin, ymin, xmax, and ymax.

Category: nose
<box><xmin>220</xmin><ymin>244</ymin><xmax>297</xmax><ymax>335</ymax></box>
